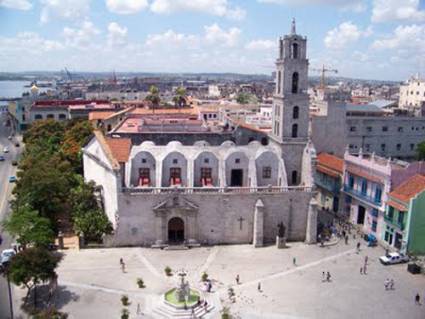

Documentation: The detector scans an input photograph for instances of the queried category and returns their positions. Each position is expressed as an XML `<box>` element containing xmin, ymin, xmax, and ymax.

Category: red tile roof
<box><xmin>386</xmin><ymin>200</ymin><xmax>407</xmax><ymax>212</ymax></box>
<box><xmin>388</xmin><ymin>174</ymin><xmax>425</xmax><ymax>204</ymax></box>
<box><xmin>316</xmin><ymin>153</ymin><xmax>343</xmax><ymax>176</ymax></box>
<box><xmin>89</xmin><ymin>111</ymin><xmax>116</xmax><ymax>121</ymax></box>
<box><xmin>105</xmin><ymin>137</ymin><xmax>132</xmax><ymax>163</ymax></box>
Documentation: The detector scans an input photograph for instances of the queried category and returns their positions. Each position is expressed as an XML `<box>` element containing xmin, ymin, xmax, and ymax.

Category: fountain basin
<box><xmin>164</xmin><ymin>288</ymin><xmax>201</xmax><ymax>309</ymax></box>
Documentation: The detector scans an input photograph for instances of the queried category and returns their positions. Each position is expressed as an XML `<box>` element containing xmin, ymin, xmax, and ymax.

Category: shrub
<box><xmin>137</xmin><ymin>278</ymin><xmax>145</xmax><ymax>288</ymax></box>
<box><xmin>221</xmin><ymin>307</ymin><xmax>231</xmax><ymax>319</ymax></box>
<box><xmin>121</xmin><ymin>308</ymin><xmax>129</xmax><ymax>319</ymax></box>
<box><xmin>164</xmin><ymin>266</ymin><xmax>172</xmax><ymax>276</ymax></box>
<box><xmin>201</xmin><ymin>272</ymin><xmax>208</xmax><ymax>282</ymax></box>
<box><xmin>121</xmin><ymin>295</ymin><xmax>130</xmax><ymax>306</ymax></box>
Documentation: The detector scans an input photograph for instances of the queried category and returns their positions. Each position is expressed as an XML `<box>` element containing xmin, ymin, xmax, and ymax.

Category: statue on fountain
<box><xmin>176</xmin><ymin>270</ymin><xmax>190</xmax><ymax>302</ymax></box>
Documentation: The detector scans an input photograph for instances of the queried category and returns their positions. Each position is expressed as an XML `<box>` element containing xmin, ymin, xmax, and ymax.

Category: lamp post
<box><xmin>6</xmin><ymin>271</ymin><xmax>14</xmax><ymax>319</ymax></box>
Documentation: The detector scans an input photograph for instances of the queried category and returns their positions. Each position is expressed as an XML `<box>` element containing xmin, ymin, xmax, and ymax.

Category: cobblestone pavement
<box><xmin>12</xmin><ymin>240</ymin><xmax>425</xmax><ymax>319</ymax></box>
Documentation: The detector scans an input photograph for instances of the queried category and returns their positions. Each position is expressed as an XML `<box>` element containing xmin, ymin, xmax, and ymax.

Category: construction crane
<box><xmin>310</xmin><ymin>64</ymin><xmax>338</xmax><ymax>88</ymax></box>
<box><xmin>64</xmin><ymin>67</ymin><xmax>72</xmax><ymax>81</ymax></box>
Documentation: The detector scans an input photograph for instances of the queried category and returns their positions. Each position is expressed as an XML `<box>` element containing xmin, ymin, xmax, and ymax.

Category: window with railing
<box><xmin>348</xmin><ymin>175</ymin><xmax>354</xmax><ymax>189</ymax></box>
<box><xmin>361</xmin><ymin>179</ymin><xmax>368</xmax><ymax>195</ymax></box>
<box><xmin>388</xmin><ymin>206</ymin><xmax>394</xmax><ymax>220</ymax></box>
<box><xmin>374</xmin><ymin>187</ymin><xmax>382</xmax><ymax>203</ymax></box>
<box><xmin>371</xmin><ymin>208</ymin><xmax>379</xmax><ymax>218</ymax></box>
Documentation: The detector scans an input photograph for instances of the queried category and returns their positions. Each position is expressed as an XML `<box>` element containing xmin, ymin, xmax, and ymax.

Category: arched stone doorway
<box><xmin>168</xmin><ymin>217</ymin><xmax>185</xmax><ymax>243</ymax></box>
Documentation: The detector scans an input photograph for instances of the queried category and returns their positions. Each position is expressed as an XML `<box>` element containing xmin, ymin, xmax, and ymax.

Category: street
<box><xmin>0</xmin><ymin>112</ymin><xmax>22</xmax><ymax>319</ymax></box>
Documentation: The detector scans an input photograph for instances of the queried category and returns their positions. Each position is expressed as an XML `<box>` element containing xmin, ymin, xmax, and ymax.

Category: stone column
<box><xmin>253</xmin><ymin>199</ymin><xmax>265</xmax><ymax>247</ymax></box>
<box><xmin>305</xmin><ymin>197</ymin><xmax>318</xmax><ymax>244</ymax></box>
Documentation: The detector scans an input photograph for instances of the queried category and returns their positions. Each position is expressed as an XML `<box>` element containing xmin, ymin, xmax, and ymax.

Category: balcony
<box><xmin>343</xmin><ymin>185</ymin><xmax>382</xmax><ymax>207</ymax></box>
<box><xmin>384</xmin><ymin>214</ymin><xmax>405</xmax><ymax>230</ymax></box>
<box><xmin>314</xmin><ymin>177</ymin><xmax>340</xmax><ymax>194</ymax></box>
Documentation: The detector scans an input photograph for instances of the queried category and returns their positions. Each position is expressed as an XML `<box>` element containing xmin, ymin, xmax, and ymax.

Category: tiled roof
<box><xmin>105</xmin><ymin>137</ymin><xmax>132</xmax><ymax>163</ymax></box>
<box><xmin>89</xmin><ymin>111</ymin><xmax>116</xmax><ymax>121</ymax></box>
<box><xmin>388</xmin><ymin>174</ymin><xmax>425</xmax><ymax>203</ymax></box>
<box><xmin>386</xmin><ymin>199</ymin><xmax>407</xmax><ymax>212</ymax></box>
<box><xmin>316</xmin><ymin>153</ymin><xmax>343</xmax><ymax>175</ymax></box>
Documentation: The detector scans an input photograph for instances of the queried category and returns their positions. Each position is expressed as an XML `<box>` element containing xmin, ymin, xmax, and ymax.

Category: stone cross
<box><xmin>238</xmin><ymin>216</ymin><xmax>245</xmax><ymax>230</ymax></box>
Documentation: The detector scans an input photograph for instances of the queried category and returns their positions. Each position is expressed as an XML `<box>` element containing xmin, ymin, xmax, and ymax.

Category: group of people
<box><xmin>384</xmin><ymin>278</ymin><xmax>395</xmax><ymax>290</ymax></box>
<box><xmin>322</xmin><ymin>271</ymin><xmax>332</xmax><ymax>282</ymax></box>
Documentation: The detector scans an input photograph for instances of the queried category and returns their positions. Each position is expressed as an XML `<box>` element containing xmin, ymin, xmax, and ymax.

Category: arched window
<box><xmin>293</xmin><ymin>106</ymin><xmax>299</xmax><ymax>119</ymax></box>
<box><xmin>292</xmin><ymin>123</ymin><xmax>298</xmax><ymax>138</ymax></box>
<box><xmin>277</xmin><ymin>71</ymin><xmax>282</xmax><ymax>94</ymax></box>
<box><xmin>35</xmin><ymin>114</ymin><xmax>42</xmax><ymax>120</ymax></box>
<box><xmin>292</xmin><ymin>43</ymin><xmax>298</xmax><ymax>59</ymax></box>
<box><xmin>261</xmin><ymin>137</ymin><xmax>268</xmax><ymax>145</ymax></box>
<box><xmin>291</xmin><ymin>170</ymin><xmax>298</xmax><ymax>185</ymax></box>
<box><xmin>292</xmin><ymin>72</ymin><xmax>299</xmax><ymax>94</ymax></box>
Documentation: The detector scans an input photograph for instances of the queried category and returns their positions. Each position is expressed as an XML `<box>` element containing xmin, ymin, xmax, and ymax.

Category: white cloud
<box><xmin>0</xmin><ymin>32</ymin><xmax>63</xmax><ymax>55</ymax></box>
<box><xmin>107</xmin><ymin>22</ymin><xmax>128</xmax><ymax>46</ymax></box>
<box><xmin>40</xmin><ymin>0</ymin><xmax>91</xmax><ymax>23</ymax></box>
<box><xmin>258</xmin><ymin>0</ymin><xmax>366</xmax><ymax>12</ymax></box>
<box><xmin>204</xmin><ymin>23</ymin><xmax>241</xmax><ymax>47</ymax></box>
<box><xmin>145</xmin><ymin>30</ymin><xmax>198</xmax><ymax>47</ymax></box>
<box><xmin>372</xmin><ymin>0</ymin><xmax>425</xmax><ymax>23</ymax></box>
<box><xmin>245</xmin><ymin>39</ymin><xmax>276</xmax><ymax>50</ymax></box>
<box><xmin>324</xmin><ymin>22</ymin><xmax>371</xmax><ymax>50</ymax></box>
<box><xmin>150</xmin><ymin>0</ymin><xmax>246</xmax><ymax>20</ymax></box>
<box><xmin>62</xmin><ymin>21</ymin><xmax>100</xmax><ymax>48</ymax></box>
<box><xmin>0</xmin><ymin>0</ymin><xmax>32</xmax><ymax>10</ymax></box>
<box><xmin>372</xmin><ymin>24</ymin><xmax>425</xmax><ymax>51</ymax></box>
<box><xmin>352</xmin><ymin>51</ymin><xmax>369</xmax><ymax>62</ymax></box>
<box><xmin>106</xmin><ymin>0</ymin><xmax>148</xmax><ymax>14</ymax></box>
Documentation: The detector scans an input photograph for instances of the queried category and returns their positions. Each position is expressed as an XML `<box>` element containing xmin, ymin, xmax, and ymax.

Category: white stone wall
<box><xmin>83</xmin><ymin>139</ymin><xmax>120</xmax><ymax>228</ymax></box>
<box><xmin>110</xmin><ymin>191</ymin><xmax>312</xmax><ymax>246</ymax></box>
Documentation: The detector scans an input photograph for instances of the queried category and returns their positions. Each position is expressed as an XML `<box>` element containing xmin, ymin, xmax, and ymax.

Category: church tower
<box><xmin>270</xmin><ymin>19</ymin><xmax>310</xmax><ymax>185</ymax></box>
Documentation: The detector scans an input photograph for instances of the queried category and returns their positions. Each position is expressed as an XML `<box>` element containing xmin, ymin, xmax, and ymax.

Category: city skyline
<box><xmin>1</xmin><ymin>0</ymin><xmax>425</xmax><ymax>80</ymax></box>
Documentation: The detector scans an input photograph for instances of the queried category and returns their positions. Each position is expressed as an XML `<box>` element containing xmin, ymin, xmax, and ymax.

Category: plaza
<box><xmin>12</xmin><ymin>239</ymin><xmax>425</xmax><ymax>319</ymax></box>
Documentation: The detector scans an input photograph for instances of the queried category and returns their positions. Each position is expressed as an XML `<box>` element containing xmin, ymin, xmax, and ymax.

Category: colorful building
<box><xmin>385</xmin><ymin>174</ymin><xmax>425</xmax><ymax>255</ymax></box>
<box><xmin>315</xmin><ymin>153</ymin><xmax>343</xmax><ymax>214</ymax></box>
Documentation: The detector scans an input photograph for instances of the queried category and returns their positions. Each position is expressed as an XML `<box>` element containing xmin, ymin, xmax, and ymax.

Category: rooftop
<box><xmin>316</xmin><ymin>153</ymin><xmax>343</xmax><ymax>177</ymax></box>
<box><xmin>388</xmin><ymin>174</ymin><xmax>425</xmax><ymax>204</ymax></box>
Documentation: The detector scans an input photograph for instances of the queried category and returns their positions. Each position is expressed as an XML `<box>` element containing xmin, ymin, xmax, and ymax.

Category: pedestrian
<box><xmin>121</xmin><ymin>261</ymin><xmax>126</xmax><ymax>273</ymax></box>
<box><xmin>326</xmin><ymin>271</ymin><xmax>331</xmax><ymax>282</ymax></box>
<box><xmin>342</xmin><ymin>230</ymin><xmax>346</xmax><ymax>238</ymax></box>
<box><xmin>322</xmin><ymin>271</ymin><xmax>326</xmax><ymax>281</ymax></box>
<box><xmin>364</xmin><ymin>255</ymin><xmax>368</xmax><ymax>265</ymax></box>
<box><xmin>293</xmin><ymin>257</ymin><xmax>297</xmax><ymax>266</ymax></box>
<box><xmin>363</xmin><ymin>264</ymin><xmax>367</xmax><ymax>275</ymax></box>
<box><xmin>415</xmin><ymin>293</ymin><xmax>421</xmax><ymax>305</ymax></box>
<box><xmin>389</xmin><ymin>279</ymin><xmax>394</xmax><ymax>290</ymax></box>
<box><xmin>356</xmin><ymin>242</ymin><xmax>361</xmax><ymax>253</ymax></box>
<box><xmin>136</xmin><ymin>303</ymin><xmax>141</xmax><ymax>315</ymax></box>
<box><xmin>360</xmin><ymin>267</ymin><xmax>363</xmax><ymax>275</ymax></box>
<box><xmin>119</xmin><ymin>257</ymin><xmax>124</xmax><ymax>266</ymax></box>
<box><xmin>236</xmin><ymin>274</ymin><xmax>240</xmax><ymax>285</ymax></box>
<box><xmin>207</xmin><ymin>281</ymin><xmax>212</xmax><ymax>292</ymax></box>
<box><xmin>203</xmin><ymin>300</ymin><xmax>208</xmax><ymax>311</ymax></box>
<box><xmin>257</xmin><ymin>282</ymin><xmax>261</xmax><ymax>292</ymax></box>
<box><xmin>345</xmin><ymin>235</ymin><xmax>348</xmax><ymax>245</ymax></box>
<box><xmin>384</xmin><ymin>278</ymin><xmax>390</xmax><ymax>290</ymax></box>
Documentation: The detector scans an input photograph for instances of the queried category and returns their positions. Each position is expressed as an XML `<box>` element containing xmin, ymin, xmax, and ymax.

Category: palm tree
<box><xmin>172</xmin><ymin>86</ymin><xmax>187</xmax><ymax>108</ymax></box>
<box><xmin>146</xmin><ymin>85</ymin><xmax>160</xmax><ymax>111</ymax></box>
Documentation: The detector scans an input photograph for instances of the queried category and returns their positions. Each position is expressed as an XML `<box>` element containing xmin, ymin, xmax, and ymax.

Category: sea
<box><xmin>0</xmin><ymin>80</ymin><xmax>50</xmax><ymax>108</ymax></box>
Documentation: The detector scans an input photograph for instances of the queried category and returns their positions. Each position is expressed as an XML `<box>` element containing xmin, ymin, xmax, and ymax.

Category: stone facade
<box><xmin>82</xmin><ymin>21</ymin><xmax>317</xmax><ymax>247</ymax></box>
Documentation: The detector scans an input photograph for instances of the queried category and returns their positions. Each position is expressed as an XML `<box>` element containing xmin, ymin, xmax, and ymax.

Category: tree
<box><xmin>416</xmin><ymin>141</ymin><xmax>425</xmax><ymax>160</ymax></box>
<box><xmin>172</xmin><ymin>87</ymin><xmax>187</xmax><ymax>108</ymax></box>
<box><xmin>70</xmin><ymin>179</ymin><xmax>112</xmax><ymax>243</ymax></box>
<box><xmin>23</xmin><ymin>119</ymin><xmax>65</xmax><ymax>156</ymax></box>
<box><xmin>7</xmin><ymin>247</ymin><xmax>62</xmax><ymax>306</ymax></box>
<box><xmin>236</xmin><ymin>92</ymin><xmax>258</xmax><ymax>105</ymax></box>
<box><xmin>145</xmin><ymin>85</ymin><xmax>160</xmax><ymax>108</ymax></box>
<box><xmin>2</xmin><ymin>205</ymin><xmax>54</xmax><ymax>249</ymax></box>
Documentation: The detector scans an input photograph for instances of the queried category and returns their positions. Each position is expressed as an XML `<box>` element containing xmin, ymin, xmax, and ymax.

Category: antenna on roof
<box><xmin>291</xmin><ymin>18</ymin><xmax>296</xmax><ymax>35</ymax></box>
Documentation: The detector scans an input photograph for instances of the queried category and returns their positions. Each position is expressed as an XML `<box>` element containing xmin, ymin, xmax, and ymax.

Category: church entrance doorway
<box><xmin>230</xmin><ymin>169</ymin><xmax>243</xmax><ymax>186</ymax></box>
<box><xmin>168</xmin><ymin>217</ymin><xmax>185</xmax><ymax>243</ymax></box>
<box><xmin>357</xmin><ymin>205</ymin><xmax>366</xmax><ymax>224</ymax></box>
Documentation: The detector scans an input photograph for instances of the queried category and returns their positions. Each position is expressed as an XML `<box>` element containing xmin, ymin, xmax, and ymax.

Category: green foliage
<box><xmin>164</xmin><ymin>266</ymin><xmax>172</xmax><ymax>276</ymax></box>
<box><xmin>23</xmin><ymin>120</ymin><xmax>65</xmax><ymax>156</ymax></box>
<box><xmin>416</xmin><ymin>141</ymin><xmax>425</xmax><ymax>160</ymax></box>
<box><xmin>121</xmin><ymin>295</ymin><xmax>130</xmax><ymax>306</ymax></box>
<box><xmin>236</xmin><ymin>92</ymin><xmax>258</xmax><ymax>105</ymax></box>
<box><xmin>201</xmin><ymin>272</ymin><xmax>208</xmax><ymax>282</ymax></box>
<box><xmin>121</xmin><ymin>308</ymin><xmax>129</xmax><ymax>319</ymax></box>
<box><xmin>173</xmin><ymin>87</ymin><xmax>187</xmax><ymax>107</ymax></box>
<box><xmin>70</xmin><ymin>179</ymin><xmax>112</xmax><ymax>242</ymax></box>
<box><xmin>137</xmin><ymin>278</ymin><xmax>145</xmax><ymax>288</ymax></box>
<box><xmin>146</xmin><ymin>85</ymin><xmax>160</xmax><ymax>106</ymax></box>
<box><xmin>2</xmin><ymin>205</ymin><xmax>54</xmax><ymax>248</ymax></box>
<box><xmin>32</xmin><ymin>308</ymin><xmax>68</xmax><ymax>319</ymax></box>
<box><xmin>221</xmin><ymin>307</ymin><xmax>231</xmax><ymax>319</ymax></box>
<box><xmin>8</xmin><ymin>247</ymin><xmax>62</xmax><ymax>300</ymax></box>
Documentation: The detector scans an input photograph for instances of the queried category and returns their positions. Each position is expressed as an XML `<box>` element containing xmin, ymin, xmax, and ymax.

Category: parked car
<box><xmin>0</xmin><ymin>156</ymin><xmax>4</xmax><ymax>161</ymax></box>
<box><xmin>8</xmin><ymin>176</ymin><xmax>16</xmax><ymax>183</ymax></box>
<box><xmin>7</xmin><ymin>136</ymin><xmax>12</xmax><ymax>140</ymax></box>
<box><xmin>0</xmin><ymin>249</ymin><xmax>16</xmax><ymax>266</ymax></box>
<box><xmin>379</xmin><ymin>252</ymin><xmax>409</xmax><ymax>265</ymax></box>
<box><xmin>3</xmin><ymin>147</ymin><xmax>9</xmax><ymax>153</ymax></box>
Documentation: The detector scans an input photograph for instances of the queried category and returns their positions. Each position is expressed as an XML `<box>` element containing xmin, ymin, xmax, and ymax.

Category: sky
<box><xmin>1</xmin><ymin>0</ymin><xmax>425</xmax><ymax>80</ymax></box>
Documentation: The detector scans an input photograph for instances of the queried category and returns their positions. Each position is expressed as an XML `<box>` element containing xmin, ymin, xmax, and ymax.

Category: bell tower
<box><xmin>270</xmin><ymin>19</ymin><xmax>310</xmax><ymax>185</ymax></box>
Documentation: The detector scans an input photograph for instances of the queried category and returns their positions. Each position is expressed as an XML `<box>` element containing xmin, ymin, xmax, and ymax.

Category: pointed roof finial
<box><xmin>291</xmin><ymin>18</ymin><xmax>296</xmax><ymax>35</ymax></box>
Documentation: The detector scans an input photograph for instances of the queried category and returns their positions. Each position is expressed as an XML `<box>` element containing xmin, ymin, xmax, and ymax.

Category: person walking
<box><xmin>360</xmin><ymin>267</ymin><xmax>363</xmax><ymax>275</ymax></box>
<box><xmin>356</xmin><ymin>242</ymin><xmax>361</xmax><ymax>253</ymax></box>
<box><xmin>364</xmin><ymin>255</ymin><xmax>368</xmax><ymax>265</ymax></box>
<box><xmin>322</xmin><ymin>271</ymin><xmax>326</xmax><ymax>282</ymax></box>
<box><xmin>415</xmin><ymin>293</ymin><xmax>421</xmax><ymax>305</ymax></box>
<box><xmin>236</xmin><ymin>274</ymin><xmax>240</xmax><ymax>285</ymax></box>
<box><xmin>326</xmin><ymin>271</ymin><xmax>331</xmax><ymax>282</ymax></box>
<box><xmin>257</xmin><ymin>282</ymin><xmax>262</xmax><ymax>292</ymax></box>
<box><xmin>345</xmin><ymin>235</ymin><xmax>348</xmax><ymax>245</ymax></box>
<box><xmin>363</xmin><ymin>264</ymin><xmax>367</xmax><ymax>275</ymax></box>
<box><xmin>389</xmin><ymin>279</ymin><xmax>394</xmax><ymax>290</ymax></box>
<box><xmin>384</xmin><ymin>278</ymin><xmax>390</xmax><ymax>290</ymax></box>
<box><xmin>293</xmin><ymin>257</ymin><xmax>297</xmax><ymax>266</ymax></box>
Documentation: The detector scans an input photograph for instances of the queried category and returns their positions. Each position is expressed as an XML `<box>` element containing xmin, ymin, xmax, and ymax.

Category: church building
<box><xmin>82</xmin><ymin>20</ymin><xmax>318</xmax><ymax>247</ymax></box>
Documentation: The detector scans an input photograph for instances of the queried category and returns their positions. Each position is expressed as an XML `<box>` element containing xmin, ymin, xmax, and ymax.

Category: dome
<box><xmin>30</xmin><ymin>84</ymin><xmax>39</xmax><ymax>95</ymax></box>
